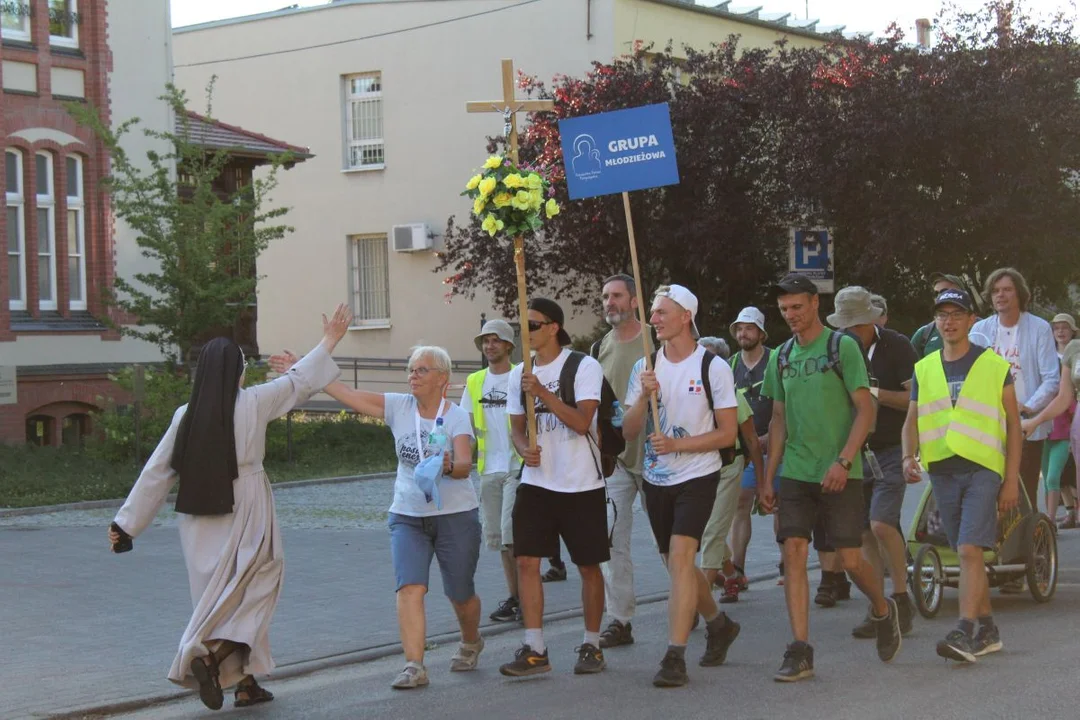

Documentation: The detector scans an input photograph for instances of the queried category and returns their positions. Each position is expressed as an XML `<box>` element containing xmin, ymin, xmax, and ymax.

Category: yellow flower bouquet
<box><xmin>462</xmin><ymin>155</ymin><xmax>560</xmax><ymax>238</ymax></box>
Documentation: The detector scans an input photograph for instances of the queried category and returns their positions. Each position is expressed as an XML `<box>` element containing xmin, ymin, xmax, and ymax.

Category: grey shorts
<box><xmin>479</xmin><ymin>469</ymin><xmax>519</xmax><ymax>550</ymax></box>
<box><xmin>928</xmin><ymin>468</ymin><xmax>1001</xmax><ymax>550</ymax></box>
<box><xmin>388</xmin><ymin>509</ymin><xmax>481</xmax><ymax>602</ymax></box>
<box><xmin>863</xmin><ymin>445</ymin><xmax>907</xmax><ymax>528</ymax></box>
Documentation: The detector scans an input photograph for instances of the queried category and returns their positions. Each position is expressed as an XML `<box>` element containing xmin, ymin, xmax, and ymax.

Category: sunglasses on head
<box><xmin>527</xmin><ymin>320</ymin><xmax>555</xmax><ymax>332</ymax></box>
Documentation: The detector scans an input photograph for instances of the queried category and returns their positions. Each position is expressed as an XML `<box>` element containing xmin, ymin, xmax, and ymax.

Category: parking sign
<box><xmin>789</xmin><ymin>228</ymin><xmax>834</xmax><ymax>294</ymax></box>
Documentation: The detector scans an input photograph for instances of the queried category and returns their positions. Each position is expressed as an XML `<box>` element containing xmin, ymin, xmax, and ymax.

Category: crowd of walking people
<box><xmin>106</xmin><ymin>264</ymin><xmax>1078</xmax><ymax>707</ymax></box>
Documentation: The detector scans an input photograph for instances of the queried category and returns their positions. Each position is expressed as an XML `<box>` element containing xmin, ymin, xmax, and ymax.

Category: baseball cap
<box><xmin>729</xmin><ymin>306</ymin><xmax>767</xmax><ymax>339</ymax></box>
<box><xmin>933</xmin><ymin>288</ymin><xmax>974</xmax><ymax>313</ymax></box>
<box><xmin>474</xmin><ymin>318</ymin><xmax>516</xmax><ymax>352</ymax></box>
<box><xmin>930</xmin><ymin>272</ymin><xmax>964</xmax><ymax>288</ymax></box>
<box><xmin>527</xmin><ymin>297</ymin><xmax>572</xmax><ymax>347</ymax></box>
<box><xmin>772</xmin><ymin>272</ymin><xmax>819</xmax><ymax>296</ymax></box>
<box><xmin>655</xmin><ymin>284</ymin><xmax>700</xmax><ymax>338</ymax></box>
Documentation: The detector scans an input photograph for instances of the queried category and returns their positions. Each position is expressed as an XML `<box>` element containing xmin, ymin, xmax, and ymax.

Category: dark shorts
<box><xmin>863</xmin><ymin>446</ymin><xmax>908</xmax><ymax>529</ymax></box>
<box><xmin>778</xmin><ymin>477</ymin><xmax>865</xmax><ymax>550</ymax></box>
<box><xmin>642</xmin><ymin>473</ymin><xmax>720</xmax><ymax>554</ymax></box>
<box><xmin>512</xmin><ymin>483</ymin><xmax>610</xmax><ymax>567</ymax></box>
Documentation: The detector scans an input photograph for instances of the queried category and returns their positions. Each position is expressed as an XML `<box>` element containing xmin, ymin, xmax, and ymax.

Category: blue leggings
<box><xmin>1041</xmin><ymin>440</ymin><xmax>1071</xmax><ymax>492</ymax></box>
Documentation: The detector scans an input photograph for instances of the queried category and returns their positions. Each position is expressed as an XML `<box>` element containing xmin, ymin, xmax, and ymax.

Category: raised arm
<box><xmin>323</xmin><ymin>382</ymin><xmax>387</xmax><ymax>419</ymax></box>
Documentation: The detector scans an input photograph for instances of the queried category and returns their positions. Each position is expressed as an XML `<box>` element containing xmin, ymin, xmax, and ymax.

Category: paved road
<box><xmin>109</xmin><ymin>553</ymin><xmax>1080</xmax><ymax>720</ymax></box>
<box><xmin>1</xmin><ymin>476</ymin><xmax>793</xmax><ymax>719</ymax></box>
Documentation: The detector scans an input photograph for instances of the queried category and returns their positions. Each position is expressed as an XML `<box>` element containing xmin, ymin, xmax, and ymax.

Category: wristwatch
<box><xmin>835</xmin><ymin>457</ymin><xmax>853</xmax><ymax>471</ymax></box>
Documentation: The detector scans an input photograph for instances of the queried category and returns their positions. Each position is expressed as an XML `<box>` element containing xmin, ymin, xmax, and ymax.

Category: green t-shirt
<box><xmin>734</xmin><ymin>389</ymin><xmax>752</xmax><ymax>450</ymax></box>
<box><xmin>911</xmin><ymin>321</ymin><xmax>944</xmax><ymax>358</ymax></box>
<box><xmin>762</xmin><ymin>329</ymin><xmax>870</xmax><ymax>483</ymax></box>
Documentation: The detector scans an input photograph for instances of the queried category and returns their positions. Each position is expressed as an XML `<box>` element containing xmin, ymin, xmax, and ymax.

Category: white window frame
<box><xmin>348</xmin><ymin>234</ymin><xmax>391</xmax><ymax>328</ymax></box>
<box><xmin>1</xmin><ymin>0</ymin><xmax>32</xmax><ymax>42</ymax></box>
<box><xmin>48</xmin><ymin>0</ymin><xmax>78</xmax><ymax>49</ymax></box>
<box><xmin>35</xmin><ymin>151</ymin><xmax>57</xmax><ymax>311</ymax></box>
<box><xmin>343</xmin><ymin>73</ymin><xmax>385</xmax><ymax>171</ymax></box>
<box><xmin>66</xmin><ymin>155</ymin><xmax>86</xmax><ymax>310</ymax></box>
<box><xmin>6</xmin><ymin>150</ymin><xmax>26</xmax><ymax>311</ymax></box>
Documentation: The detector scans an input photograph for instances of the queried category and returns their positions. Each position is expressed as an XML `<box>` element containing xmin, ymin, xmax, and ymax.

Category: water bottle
<box><xmin>429</xmin><ymin>417</ymin><xmax>448</xmax><ymax>455</ymax></box>
<box><xmin>611</xmin><ymin>401</ymin><xmax>624</xmax><ymax>429</ymax></box>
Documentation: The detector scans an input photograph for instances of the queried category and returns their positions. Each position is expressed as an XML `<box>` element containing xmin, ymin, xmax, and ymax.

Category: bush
<box><xmin>89</xmin><ymin>364</ymin><xmax>192</xmax><ymax>463</ymax></box>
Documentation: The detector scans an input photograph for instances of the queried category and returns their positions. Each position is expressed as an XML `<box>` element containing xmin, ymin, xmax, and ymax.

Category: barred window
<box><xmin>348</xmin><ymin>234</ymin><xmax>390</xmax><ymax>325</ymax></box>
<box><xmin>344</xmin><ymin>73</ymin><xmax>384</xmax><ymax>169</ymax></box>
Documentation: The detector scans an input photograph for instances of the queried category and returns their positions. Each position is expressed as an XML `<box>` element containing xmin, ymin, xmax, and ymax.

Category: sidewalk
<box><xmin>0</xmin><ymin>477</ymin><xmax>787</xmax><ymax>719</ymax></box>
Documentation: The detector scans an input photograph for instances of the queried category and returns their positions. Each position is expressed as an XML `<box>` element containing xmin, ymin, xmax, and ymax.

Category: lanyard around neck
<box><xmin>415</xmin><ymin>397</ymin><xmax>447</xmax><ymax>458</ymax></box>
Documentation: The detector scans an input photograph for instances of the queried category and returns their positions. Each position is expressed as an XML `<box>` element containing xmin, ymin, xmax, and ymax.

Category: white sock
<box><xmin>584</xmin><ymin>630</ymin><xmax>601</xmax><ymax>647</ymax></box>
<box><xmin>524</xmin><ymin>628</ymin><xmax>546</xmax><ymax>654</ymax></box>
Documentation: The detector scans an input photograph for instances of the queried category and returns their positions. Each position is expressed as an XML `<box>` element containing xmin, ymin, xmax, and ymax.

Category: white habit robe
<box><xmin>113</xmin><ymin>343</ymin><xmax>340</xmax><ymax>690</ymax></box>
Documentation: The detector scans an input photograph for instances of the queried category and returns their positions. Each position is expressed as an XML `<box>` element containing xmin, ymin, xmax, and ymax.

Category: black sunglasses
<box><xmin>527</xmin><ymin>320</ymin><xmax>554</xmax><ymax>332</ymax></box>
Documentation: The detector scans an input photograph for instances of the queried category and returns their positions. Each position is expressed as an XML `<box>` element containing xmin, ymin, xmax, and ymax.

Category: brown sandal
<box><xmin>234</xmin><ymin>678</ymin><xmax>274</xmax><ymax>708</ymax></box>
<box><xmin>190</xmin><ymin>654</ymin><xmax>224</xmax><ymax>710</ymax></box>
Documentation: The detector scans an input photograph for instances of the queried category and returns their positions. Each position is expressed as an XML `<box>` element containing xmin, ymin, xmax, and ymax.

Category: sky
<box><xmin>171</xmin><ymin>0</ymin><xmax>1077</xmax><ymax>36</ymax></box>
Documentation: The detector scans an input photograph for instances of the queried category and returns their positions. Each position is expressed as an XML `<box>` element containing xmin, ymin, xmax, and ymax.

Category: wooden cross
<box><xmin>465</xmin><ymin>59</ymin><xmax>554</xmax><ymax>449</ymax></box>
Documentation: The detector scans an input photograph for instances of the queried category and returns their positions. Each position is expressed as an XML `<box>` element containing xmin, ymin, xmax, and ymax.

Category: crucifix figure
<box><xmin>465</xmin><ymin>59</ymin><xmax>554</xmax><ymax>449</ymax></box>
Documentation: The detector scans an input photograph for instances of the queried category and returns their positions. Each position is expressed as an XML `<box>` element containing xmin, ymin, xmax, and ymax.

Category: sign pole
<box><xmin>621</xmin><ymin>192</ymin><xmax>660</xmax><ymax>430</ymax></box>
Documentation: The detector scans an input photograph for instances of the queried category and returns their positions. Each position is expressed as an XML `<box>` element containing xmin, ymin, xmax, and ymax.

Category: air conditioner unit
<box><xmin>391</xmin><ymin>223</ymin><xmax>432</xmax><ymax>252</ymax></box>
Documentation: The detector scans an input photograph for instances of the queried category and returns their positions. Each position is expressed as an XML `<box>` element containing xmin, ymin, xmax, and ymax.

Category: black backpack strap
<box><xmin>825</xmin><ymin>329</ymin><xmax>845</xmax><ymax>383</ymax></box>
<box><xmin>700</xmin><ymin>349</ymin><xmax>716</xmax><ymax>413</ymax></box>
<box><xmin>777</xmin><ymin>338</ymin><xmax>796</xmax><ymax>372</ymax></box>
<box><xmin>559</xmin><ymin>351</ymin><xmax>586</xmax><ymax>407</ymax></box>
<box><xmin>590</xmin><ymin>339</ymin><xmax>602</xmax><ymax>359</ymax></box>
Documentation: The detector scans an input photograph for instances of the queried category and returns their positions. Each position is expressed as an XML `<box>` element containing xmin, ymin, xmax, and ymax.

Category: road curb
<box><xmin>0</xmin><ymin>472</ymin><xmax>395</xmax><ymax>519</ymax></box>
<box><xmin>47</xmin><ymin>567</ymin><xmax>810</xmax><ymax>719</ymax></box>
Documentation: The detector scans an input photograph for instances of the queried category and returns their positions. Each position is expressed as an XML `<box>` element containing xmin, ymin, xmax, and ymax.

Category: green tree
<box><xmin>70</xmin><ymin>82</ymin><xmax>294</xmax><ymax>363</ymax></box>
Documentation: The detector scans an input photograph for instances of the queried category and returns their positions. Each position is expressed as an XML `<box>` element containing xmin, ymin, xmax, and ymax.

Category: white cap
<box><xmin>729</xmin><ymin>306</ymin><xmax>767</xmax><ymax>339</ymax></box>
<box><xmin>656</xmin><ymin>284</ymin><xmax>699</xmax><ymax>339</ymax></box>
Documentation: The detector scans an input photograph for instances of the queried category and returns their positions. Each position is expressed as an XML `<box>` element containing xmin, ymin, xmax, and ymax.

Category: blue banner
<box><xmin>559</xmin><ymin>103</ymin><xmax>680</xmax><ymax>200</ymax></box>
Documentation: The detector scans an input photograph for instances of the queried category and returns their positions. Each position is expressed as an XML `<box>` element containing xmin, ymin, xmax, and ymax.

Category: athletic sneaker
<box><xmin>814</xmin><ymin>585</ymin><xmax>837</xmax><ymax>608</ymax></box>
<box><xmin>774</xmin><ymin>642</ymin><xmax>814</xmax><ymax>682</ymax></box>
<box><xmin>999</xmin><ymin>577</ymin><xmax>1026</xmax><ymax>594</ymax></box>
<box><xmin>700</xmin><ymin>616</ymin><xmax>741</xmax><ymax>666</ymax></box>
<box><xmin>653</xmin><ymin>649</ymin><xmax>689</xmax><ymax>687</ymax></box>
<box><xmin>490</xmin><ymin>596</ymin><xmax>521</xmax><ymax>623</ymax></box>
<box><xmin>874</xmin><ymin>598</ymin><xmax>902</xmax><ymax>662</ymax></box>
<box><xmin>542</xmin><ymin>564</ymin><xmax>568</xmax><ymax>583</ymax></box>
<box><xmin>449</xmin><ymin>636</ymin><xmax>484</xmax><ymax>672</ymax></box>
<box><xmin>851</xmin><ymin>612</ymin><xmax>875</xmax><ymax>639</ymax></box>
<box><xmin>391</xmin><ymin>662</ymin><xmax>429</xmax><ymax>689</ymax></box>
<box><xmin>573</xmin><ymin>643</ymin><xmax>606</xmax><ymax>674</ymax></box>
<box><xmin>972</xmin><ymin>625</ymin><xmax>1003</xmax><ymax>656</ymax></box>
<box><xmin>936</xmin><ymin>630</ymin><xmax>977</xmax><ymax>663</ymax></box>
<box><xmin>499</xmin><ymin>645</ymin><xmax>552</xmax><ymax>676</ymax></box>
<box><xmin>719</xmin><ymin>575</ymin><xmax>741</xmax><ymax>604</ymax></box>
<box><xmin>599</xmin><ymin>619</ymin><xmax>634</xmax><ymax>648</ymax></box>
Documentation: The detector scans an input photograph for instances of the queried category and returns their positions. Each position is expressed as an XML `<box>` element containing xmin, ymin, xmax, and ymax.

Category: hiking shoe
<box><xmin>851</xmin><ymin>612</ymin><xmax>875</xmax><ymax>640</ymax></box>
<box><xmin>972</xmin><ymin>625</ymin><xmax>1003</xmax><ymax>657</ymax></box>
<box><xmin>719</xmin><ymin>575</ymin><xmax>741</xmax><ymax>604</ymax></box>
<box><xmin>814</xmin><ymin>586</ymin><xmax>837</xmax><ymax>608</ymax></box>
<box><xmin>542</xmin><ymin>564</ymin><xmax>567</xmax><ymax>583</ymax></box>
<box><xmin>573</xmin><ymin>643</ymin><xmax>606</xmax><ymax>674</ymax></box>
<box><xmin>874</xmin><ymin>598</ymin><xmax>902</xmax><ymax>663</ymax></box>
<box><xmin>449</xmin><ymin>636</ymin><xmax>484</xmax><ymax>672</ymax></box>
<box><xmin>391</xmin><ymin>662</ymin><xmax>429</xmax><ymax>689</ymax></box>
<box><xmin>490</xmin><ymin>596</ymin><xmax>521</xmax><ymax>623</ymax></box>
<box><xmin>936</xmin><ymin>630</ymin><xmax>977</xmax><ymax>663</ymax></box>
<box><xmin>499</xmin><ymin>645</ymin><xmax>551</xmax><ymax>677</ymax></box>
<box><xmin>599</xmin><ymin>619</ymin><xmax>634</xmax><ymax>648</ymax></box>
<box><xmin>700</xmin><ymin>616</ymin><xmax>741</xmax><ymax>666</ymax></box>
<box><xmin>652</xmin><ymin>649</ymin><xmax>689</xmax><ymax>687</ymax></box>
<box><xmin>894</xmin><ymin>593</ymin><xmax>914</xmax><ymax>635</ymax></box>
<box><xmin>774</xmin><ymin>642</ymin><xmax>814</xmax><ymax>682</ymax></box>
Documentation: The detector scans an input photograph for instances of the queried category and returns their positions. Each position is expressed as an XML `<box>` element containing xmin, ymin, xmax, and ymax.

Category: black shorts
<box><xmin>512</xmin><ymin>484</ymin><xmax>610</xmax><ymax>567</ymax></box>
<box><xmin>642</xmin><ymin>473</ymin><xmax>720</xmax><ymax>554</ymax></box>
<box><xmin>778</xmin><ymin>477</ymin><xmax>864</xmax><ymax>550</ymax></box>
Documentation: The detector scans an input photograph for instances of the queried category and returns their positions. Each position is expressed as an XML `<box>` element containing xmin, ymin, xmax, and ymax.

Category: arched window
<box><xmin>35</xmin><ymin>151</ymin><xmax>57</xmax><ymax>311</ymax></box>
<box><xmin>5</xmin><ymin>150</ymin><xmax>26</xmax><ymax>310</ymax></box>
<box><xmin>65</xmin><ymin>155</ymin><xmax>86</xmax><ymax>310</ymax></box>
<box><xmin>26</xmin><ymin>415</ymin><xmax>54</xmax><ymax>447</ymax></box>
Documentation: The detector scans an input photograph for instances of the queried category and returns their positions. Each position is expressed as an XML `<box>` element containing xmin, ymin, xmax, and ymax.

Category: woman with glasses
<box><xmin>272</xmin><ymin>345</ymin><xmax>481</xmax><ymax>689</ymax></box>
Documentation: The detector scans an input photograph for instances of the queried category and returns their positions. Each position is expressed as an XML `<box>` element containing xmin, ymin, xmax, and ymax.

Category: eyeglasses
<box><xmin>407</xmin><ymin>367</ymin><xmax>433</xmax><ymax>378</ymax></box>
<box><xmin>527</xmin><ymin>320</ymin><xmax>554</xmax><ymax>332</ymax></box>
<box><xmin>934</xmin><ymin>310</ymin><xmax>969</xmax><ymax>322</ymax></box>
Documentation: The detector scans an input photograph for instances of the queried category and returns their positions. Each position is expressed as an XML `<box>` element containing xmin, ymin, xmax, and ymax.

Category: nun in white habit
<box><xmin>108</xmin><ymin>304</ymin><xmax>351</xmax><ymax>710</ymax></box>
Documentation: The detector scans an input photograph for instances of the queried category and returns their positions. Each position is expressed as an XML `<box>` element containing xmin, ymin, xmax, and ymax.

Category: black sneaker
<box><xmin>936</xmin><ymin>629</ymin><xmax>977</xmax><ymax>663</ymax></box>
<box><xmin>972</xmin><ymin>625</ymin><xmax>1003</xmax><ymax>657</ymax></box>
<box><xmin>894</xmin><ymin>592</ymin><xmax>914</xmax><ymax>635</ymax></box>
<box><xmin>489</xmin><ymin>596</ymin><xmax>520</xmax><ymax>623</ymax></box>
<box><xmin>499</xmin><ymin>645</ymin><xmax>552</xmax><ymax>676</ymax></box>
<box><xmin>573</xmin><ymin>643</ymin><xmax>606</xmax><ymax>674</ymax></box>
<box><xmin>599</xmin><ymin>619</ymin><xmax>634</xmax><ymax>649</ymax></box>
<box><xmin>700</xmin><ymin>616</ymin><xmax>741</xmax><ymax>667</ymax></box>
<box><xmin>542</xmin><ymin>564</ymin><xmax>568</xmax><ymax>583</ymax></box>
<box><xmin>851</xmin><ymin>612</ymin><xmax>875</xmax><ymax>639</ymax></box>
<box><xmin>874</xmin><ymin>598</ymin><xmax>902</xmax><ymax>662</ymax></box>
<box><xmin>652</xmin><ymin>650</ymin><xmax>689</xmax><ymax>687</ymax></box>
<box><xmin>774</xmin><ymin>642</ymin><xmax>814</xmax><ymax>682</ymax></box>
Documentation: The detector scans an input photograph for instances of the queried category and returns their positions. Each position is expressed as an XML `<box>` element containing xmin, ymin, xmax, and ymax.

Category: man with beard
<box><xmin>590</xmin><ymin>274</ymin><xmax>654</xmax><ymax>648</ymax></box>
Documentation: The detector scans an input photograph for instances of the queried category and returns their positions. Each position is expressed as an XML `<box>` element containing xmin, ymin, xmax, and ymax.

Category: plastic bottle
<box><xmin>611</xmin><ymin>400</ymin><xmax>624</xmax><ymax>429</ymax></box>
<box><xmin>429</xmin><ymin>417</ymin><xmax>448</xmax><ymax>454</ymax></box>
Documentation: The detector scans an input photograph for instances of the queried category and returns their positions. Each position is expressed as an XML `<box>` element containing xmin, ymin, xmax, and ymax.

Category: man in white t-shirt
<box><xmin>623</xmin><ymin>284</ymin><xmax>741</xmax><ymax>688</ymax></box>
<box><xmin>461</xmin><ymin>319</ymin><xmax>522</xmax><ymax>623</ymax></box>
<box><xmin>499</xmin><ymin>297</ymin><xmax>610</xmax><ymax>678</ymax></box>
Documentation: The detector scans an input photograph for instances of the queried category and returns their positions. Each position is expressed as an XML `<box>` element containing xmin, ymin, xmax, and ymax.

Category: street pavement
<box><xmin>0</xmin><ymin>476</ymin><xmax>787</xmax><ymax>719</ymax></box>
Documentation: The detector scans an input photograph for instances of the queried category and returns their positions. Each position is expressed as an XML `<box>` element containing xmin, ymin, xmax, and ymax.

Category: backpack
<box><xmin>776</xmin><ymin>329</ymin><xmax>876</xmax><ymax>432</ymax></box>
<box><xmin>519</xmin><ymin>351</ymin><xmax>625</xmax><ymax>479</ymax></box>
<box><xmin>912</xmin><ymin>321</ymin><xmax>936</xmax><ymax>357</ymax></box>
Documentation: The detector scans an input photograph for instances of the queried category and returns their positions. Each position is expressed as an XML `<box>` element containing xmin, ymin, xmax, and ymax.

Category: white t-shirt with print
<box><xmin>506</xmin><ymin>348</ymin><xmax>604</xmax><ymax>493</ymax></box>
<box><xmin>384</xmin><ymin>394</ymin><xmax>478</xmax><ymax>517</ymax></box>
<box><xmin>994</xmin><ymin>323</ymin><xmax>1026</xmax><ymax>403</ymax></box>
<box><xmin>460</xmin><ymin>369</ymin><xmax>513</xmax><ymax>475</ymax></box>
<box><xmin>626</xmin><ymin>344</ymin><xmax>738</xmax><ymax>487</ymax></box>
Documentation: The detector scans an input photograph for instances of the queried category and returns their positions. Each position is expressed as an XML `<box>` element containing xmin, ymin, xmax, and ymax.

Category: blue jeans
<box><xmin>388</xmin><ymin>509</ymin><xmax>481</xmax><ymax>602</ymax></box>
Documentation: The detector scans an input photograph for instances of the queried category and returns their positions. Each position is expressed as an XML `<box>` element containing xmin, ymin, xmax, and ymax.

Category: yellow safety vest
<box><xmin>465</xmin><ymin>365</ymin><xmax>518</xmax><ymax>475</ymax></box>
<box><xmin>914</xmin><ymin>349</ymin><xmax>1009</xmax><ymax>476</ymax></box>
